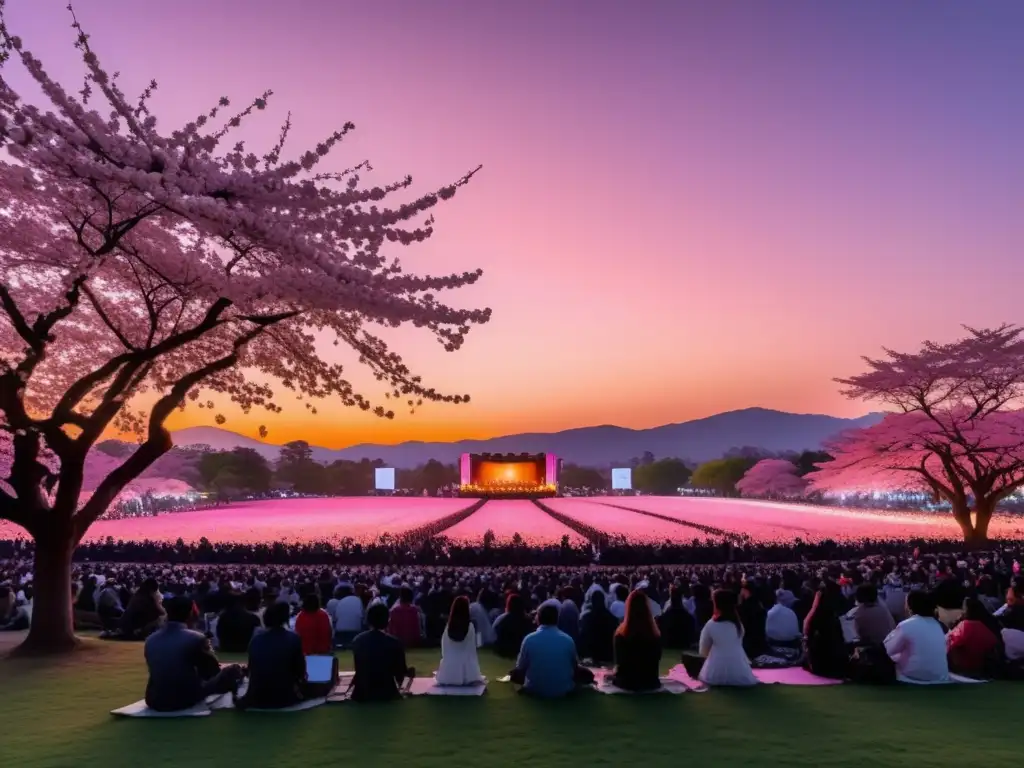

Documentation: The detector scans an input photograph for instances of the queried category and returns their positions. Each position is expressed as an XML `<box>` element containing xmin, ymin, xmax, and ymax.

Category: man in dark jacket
<box><xmin>237</xmin><ymin>601</ymin><xmax>310</xmax><ymax>709</ymax></box>
<box><xmin>144</xmin><ymin>596</ymin><xmax>242</xmax><ymax>711</ymax></box>
<box><xmin>351</xmin><ymin>603</ymin><xmax>414</xmax><ymax>702</ymax></box>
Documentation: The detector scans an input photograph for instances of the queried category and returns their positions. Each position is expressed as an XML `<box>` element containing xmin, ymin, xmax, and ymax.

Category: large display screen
<box><xmin>374</xmin><ymin>467</ymin><xmax>396</xmax><ymax>491</ymax></box>
<box><xmin>611</xmin><ymin>467</ymin><xmax>632</xmax><ymax>490</ymax></box>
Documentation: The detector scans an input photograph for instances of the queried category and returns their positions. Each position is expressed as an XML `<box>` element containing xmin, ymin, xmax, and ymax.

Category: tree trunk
<box><xmin>953</xmin><ymin>497</ymin><xmax>994</xmax><ymax>551</ymax></box>
<box><xmin>15</xmin><ymin>532</ymin><xmax>79</xmax><ymax>655</ymax></box>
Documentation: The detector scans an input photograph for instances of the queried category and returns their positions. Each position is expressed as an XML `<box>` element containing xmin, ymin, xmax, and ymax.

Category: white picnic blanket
<box><xmin>111</xmin><ymin>699</ymin><xmax>212</xmax><ymax>718</ymax></box>
<box><xmin>596</xmin><ymin>677</ymin><xmax>688</xmax><ymax>694</ymax></box>
<box><xmin>898</xmin><ymin>673</ymin><xmax>985</xmax><ymax>685</ymax></box>
<box><xmin>409</xmin><ymin>677</ymin><xmax>488</xmax><ymax>696</ymax></box>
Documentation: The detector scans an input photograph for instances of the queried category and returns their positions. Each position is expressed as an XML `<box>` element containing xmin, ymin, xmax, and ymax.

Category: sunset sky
<box><xmin>7</xmin><ymin>1</ymin><xmax>1024</xmax><ymax>448</ymax></box>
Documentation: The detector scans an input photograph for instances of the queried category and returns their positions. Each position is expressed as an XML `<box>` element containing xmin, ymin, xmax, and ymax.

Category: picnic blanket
<box><xmin>753</xmin><ymin>667</ymin><xmax>843</xmax><ymax>686</ymax></box>
<box><xmin>595</xmin><ymin>677</ymin><xmax>689</xmax><ymax>694</ymax></box>
<box><xmin>111</xmin><ymin>699</ymin><xmax>213</xmax><ymax>717</ymax></box>
<box><xmin>409</xmin><ymin>677</ymin><xmax>488</xmax><ymax>696</ymax></box>
<box><xmin>898</xmin><ymin>673</ymin><xmax>985</xmax><ymax>685</ymax></box>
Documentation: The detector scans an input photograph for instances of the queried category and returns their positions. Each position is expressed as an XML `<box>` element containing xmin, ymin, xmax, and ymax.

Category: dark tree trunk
<box><xmin>15</xmin><ymin>529</ymin><xmax>79</xmax><ymax>655</ymax></box>
<box><xmin>953</xmin><ymin>497</ymin><xmax>994</xmax><ymax>551</ymax></box>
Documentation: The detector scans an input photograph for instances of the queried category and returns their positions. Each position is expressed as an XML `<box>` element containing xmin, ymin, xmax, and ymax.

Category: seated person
<box><xmin>329</xmin><ymin>585</ymin><xmax>365</xmax><ymax>648</ymax></box>
<box><xmin>492</xmin><ymin>593</ymin><xmax>534</xmax><ymax>658</ymax></box>
<box><xmin>512</xmin><ymin>604</ymin><xmax>587</xmax><ymax>698</ymax></box>
<box><xmin>658</xmin><ymin>585</ymin><xmax>696</xmax><ymax>650</ymax></box>
<box><xmin>96</xmin><ymin>579</ymin><xmax>125</xmax><ymax>631</ymax></box>
<box><xmin>0</xmin><ymin>585</ymin><xmax>30</xmax><ymax>632</ymax></box>
<box><xmin>884</xmin><ymin>591</ymin><xmax>950</xmax><ymax>683</ymax></box>
<box><xmin>351</xmin><ymin>603</ymin><xmax>415</xmax><ymax>702</ymax></box>
<box><xmin>611</xmin><ymin>590</ymin><xmax>662</xmax><ymax>691</ymax></box>
<box><xmin>696</xmin><ymin>589</ymin><xmax>757</xmax><ymax>687</ymax></box>
<box><xmin>470</xmin><ymin>589</ymin><xmax>497</xmax><ymax>647</ymax></box>
<box><xmin>849</xmin><ymin>583</ymin><xmax>896</xmax><ymax>647</ymax></box>
<box><xmin>578</xmin><ymin>590</ymin><xmax>618</xmax><ymax>664</ymax></box>
<box><xmin>946</xmin><ymin>598</ymin><xmax>999</xmax><ymax>678</ymax></box>
<box><xmin>765</xmin><ymin>591</ymin><xmax>802</xmax><ymax>646</ymax></box>
<box><xmin>237</xmin><ymin>602</ymin><xmax>339</xmax><ymax>709</ymax></box>
<box><xmin>144</xmin><ymin>596</ymin><xmax>243</xmax><ymax>712</ymax></box>
<box><xmin>803</xmin><ymin>581</ymin><xmax>848</xmax><ymax>679</ymax></box>
<box><xmin>216</xmin><ymin>591</ymin><xmax>262</xmax><ymax>653</ymax></box>
<box><xmin>295</xmin><ymin>593</ymin><xmax>333</xmax><ymax>656</ymax></box>
<box><xmin>738</xmin><ymin>582</ymin><xmax>768</xmax><ymax>659</ymax></box>
<box><xmin>435</xmin><ymin>596</ymin><xmax>484</xmax><ymax>686</ymax></box>
<box><xmin>387</xmin><ymin>587</ymin><xmax>424</xmax><ymax>649</ymax></box>
<box><xmin>121</xmin><ymin>578</ymin><xmax>166</xmax><ymax>640</ymax></box>
<box><xmin>1000</xmin><ymin>579</ymin><xmax>1024</xmax><ymax>632</ymax></box>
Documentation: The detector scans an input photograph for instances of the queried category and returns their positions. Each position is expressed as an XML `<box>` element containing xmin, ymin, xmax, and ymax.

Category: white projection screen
<box><xmin>611</xmin><ymin>467</ymin><xmax>632</xmax><ymax>490</ymax></box>
<box><xmin>375</xmin><ymin>467</ymin><xmax>396</xmax><ymax>491</ymax></box>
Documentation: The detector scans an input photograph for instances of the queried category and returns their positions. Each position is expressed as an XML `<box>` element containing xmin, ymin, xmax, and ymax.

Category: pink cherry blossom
<box><xmin>736</xmin><ymin>459</ymin><xmax>808</xmax><ymax>498</ymax></box>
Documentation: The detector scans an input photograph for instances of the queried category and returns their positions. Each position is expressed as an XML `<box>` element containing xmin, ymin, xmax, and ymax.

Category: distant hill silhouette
<box><xmin>169</xmin><ymin>408</ymin><xmax>884</xmax><ymax>468</ymax></box>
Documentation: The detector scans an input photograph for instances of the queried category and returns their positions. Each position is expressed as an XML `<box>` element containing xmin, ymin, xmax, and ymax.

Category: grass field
<box><xmin>1</xmin><ymin>633</ymin><xmax>1019</xmax><ymax>768</ymax></box>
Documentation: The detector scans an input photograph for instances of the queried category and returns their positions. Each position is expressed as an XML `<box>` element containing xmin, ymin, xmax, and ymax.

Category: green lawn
<box><xmin>1</xmin><ymin>635</ymin><xmax>1018</xmax><ymax>768</ymax></box>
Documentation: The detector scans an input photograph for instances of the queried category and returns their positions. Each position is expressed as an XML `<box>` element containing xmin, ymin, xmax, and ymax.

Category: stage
<box><xmin>459</xmin><ymin>452</ymin><xmax>559</xmax><ymax>499</ymax></box>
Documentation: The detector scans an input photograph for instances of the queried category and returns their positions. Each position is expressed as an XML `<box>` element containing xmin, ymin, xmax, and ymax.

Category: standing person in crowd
<box><xmin>611</xmin><ymin>590</ymin><xmax>662</xmax><ymax>691</ymax></box>
<box><xmin>579</xmin><ymin>589</ymin><xmax>618</xmax><ymax>664</ymax></box>
<box><xmin>512</xmin><ymin>604</ymin><xmax>588</xmax><ymax>698</ymax></box>
<box><xmin>295</xmin><ymin>593</ymin><xmax>333</xmax><ymax>656</ymax></box>
<box><xmin>143</xmin><ymin>596</ymin><xmax>244</xmax><ymax>712</ymax></box>
<box><xmin>884</xmin><ymin>591</ymin><xmax>950</xmax><ymax>683</ymax></box>
<box><xmin>803</xmin><ymin>581</ymin><xmax>848</xmax><ymax>679</ymax></box>
<box><xmin>435</xmin><ymin>596</ymin><xmax>484</xmax><ymax>686</ymax></box>
<box><xmin>351</xmin><ymin>603</ymin><xmax>415</xmax><ymax>702</ymax></box>
<box><xmin>492</xmin><ymin>593</ymin><xmax>534</xmax><ymax>658</ymax></box>
<box><xmin>696</xmin><ymin>589</ymin><xmax>758</xmax><ymax>687</ymax></box>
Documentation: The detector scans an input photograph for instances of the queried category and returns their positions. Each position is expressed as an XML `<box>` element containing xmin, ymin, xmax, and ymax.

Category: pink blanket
<box><xmin>752</xmin><ymin>667</ymin><xmax>843</xmax><ymax>686</ymax></box>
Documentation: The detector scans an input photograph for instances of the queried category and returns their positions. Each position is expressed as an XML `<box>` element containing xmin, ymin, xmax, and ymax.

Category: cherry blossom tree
<box><xmin>0</xmin><ymin>4</ymin><xmax>489</xmax><ymax>653</ymax></box>
<box><xmin>736</xmin><ymin>458</ymin><xmax>808</xmax><ymax>498</ymax></box>
<box><xmin>805</xmin><ymin>325</ymin><xmax>1024</xmax><ymax>546</ymax></box>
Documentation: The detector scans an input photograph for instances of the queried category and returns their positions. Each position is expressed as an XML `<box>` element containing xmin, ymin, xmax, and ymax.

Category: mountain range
<box><xmin>169</xmin><ymin>408</ymin><xmax>884</xmax><ymax>468</ymax></box>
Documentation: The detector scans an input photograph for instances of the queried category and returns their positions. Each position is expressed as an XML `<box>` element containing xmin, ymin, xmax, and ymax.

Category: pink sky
<box><xmin>6</xmin><ymin>1</ymin><xmax>1024</xmax><ymax>448</ymax></box>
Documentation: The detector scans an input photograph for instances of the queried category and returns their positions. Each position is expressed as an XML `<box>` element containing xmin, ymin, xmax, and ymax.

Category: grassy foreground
<box><xmin>0</xmin><ymin>633</ymin><xmax>1018</xmax><ymax>768</ymax></box>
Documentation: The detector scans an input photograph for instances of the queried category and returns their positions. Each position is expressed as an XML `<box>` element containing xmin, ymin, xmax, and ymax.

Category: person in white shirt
<box><xmin>609</xmin><ymin>585</ymin><xmax>629</xmax><ymax>621</ymax></box>
<box><xmin>435</xmin><ymin>596</ymin><xmax>484</xmax><ymax>686</ymax></box>
<box><xmin>765</xmin><ymin>594</ymin><xmax>802</xmax><ymax>644</ymax></box>
<box><xmin>329</xmin><ymin>585</ymin><xmax>365</xmax><ymax>647</ymax></box>
<box><xmin>883</xmin><ymin>591</ymin><xmax>949</xmax><ymax>683</ymax></box>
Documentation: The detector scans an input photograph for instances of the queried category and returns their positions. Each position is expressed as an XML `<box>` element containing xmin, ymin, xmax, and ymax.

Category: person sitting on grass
<box><xmin>579</xmin><ymin>589</ymin><xmax>618</xmax><ymax>665</ymax></box>
<box><xmin>216</xmin><ymin>590</ymin><xmax>262</xmax><ymax>654</ymax></box>
<box><xmin>121</xmin><ymin>577</ymin><xmax>166</xmax><ymax>640</ymax></box>
<box><xmin>884</xmin><ymin>590</ymin><xmax>950</xmax><ymax>683</ymax></box>
<box><xmin>999</xmin><ymin>579</ymin><xmax>1024</xmax><ymax>632</ymax></box>
<box><xmin>492</xmin><ymin>592</ymin><xmax>534</xmax><ymax>658</ymax></box>
<box><xmin>848</xmin><ymin>583</ymin><xmax>896</xmax><ymax>647</ymax></box>
<box><xmin>295</xmin><ymin>592</ymin><xmax>333</xmax><ymax>656</ymax></box>
<box><xmin>511</xmin><ymin>603</ymin><xmax>591</xmax><ymax>697</ymax></box>
<box><xmin>695</xmin><ymin>589</ymin><xmax>758</xmax><ymax>687</ymax></box>
<box><xmin>0</xmin><ymin>584</ymin><xmax>29</xmax><ymax>631</ymax></box>
<box><xmin>144</xmin><ymin>596</ymin><xmax>244</xmax><ymax>712</ymax></box>
<box><xmin>388</xmin><ymin>586</ymin><xmax>424</xmax><ymax>649</ymax></box>
<box><xmin>765</xmin><ymin>590</ymin><xmax>801</xmax><ymax>646</ymax></box>
<box><xmin>658</xmin><ymin>585</ymin><xmax>696</xmax><ymax>650</ymax></box>
<box><xmin>435</xmin><ymin>595</ymin><xmax>484</xmax><ymax>686</ymax></box>
<box><xmin>803</xmin><ymin>581</ymin><xmax>848</xmax><ymax>679</ymax></box>
<box><xmin>611</xmin><ymin>589</ymin><xmax>662</xmax><ymax>691</ymax></box>
<box><xmin>945</xmin><ymin>598</ymin><xmax>999</xmax><ymax>679</ymax></box>
<box><xmin>351</xmin><ymin>603</ymin><xmax>415</xmax><ymax>702</ymax></box>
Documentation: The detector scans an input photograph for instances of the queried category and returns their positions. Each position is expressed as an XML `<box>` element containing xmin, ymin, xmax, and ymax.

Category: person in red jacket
<box><xmin>387</xmin><ymin>587</ymin><xmax>423</xmax><ymax>648</ymax></box>
<box><xmin>946</xmin><ymin>598</ymin><xmax>999</xmax><ymax>678</ymax></box>
<box><xmin>295</xmin><ymin>593</ymin><xmax>333</xmax><ymax>656</ymax></box>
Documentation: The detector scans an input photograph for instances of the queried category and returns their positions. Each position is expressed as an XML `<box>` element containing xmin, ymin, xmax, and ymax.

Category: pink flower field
<box><xmin>2</xmin><ymin>497</ymin><xmax>473</xmax><ymax>545</ymax></box>
<box><xmin>546</xmin><ymin>498</ymin><xmax>712</xmax><ymax>543</ymax></box>
<box><xmin>609</xmin><ymin>497</ymin><xmax>1024</xmax><ymax>543</ymax></box>
<box><xmin>442</xmin><ymin>500</ymin><xmax>586</xmax><ymax>546</ymax></box>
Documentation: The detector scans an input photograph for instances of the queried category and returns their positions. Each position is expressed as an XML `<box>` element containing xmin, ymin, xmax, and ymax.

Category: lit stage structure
<box><xmin>459</xmin><ymin>452</ymin><xmax>560</xmax><ymax>498</ymax></box>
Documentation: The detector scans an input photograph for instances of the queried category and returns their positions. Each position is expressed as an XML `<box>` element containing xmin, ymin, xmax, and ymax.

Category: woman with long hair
<box><xmin>696</xmin><ymin>589</ymin><xmax>757</xmax><ymax>686</ymax></box>
<box><xmin>802</xmin><ymin>581</ymin><xmax>848</xmax><ymax>679</ymax></box>
<box><xmin>611</xmin><ymin>590</ymin><xmax>662</xmax><ymax>691</ymax></box>
<box><xmin>435</xmin><ymin>595</ymin><xmax>484</xmax><ymax>686</ymax></box>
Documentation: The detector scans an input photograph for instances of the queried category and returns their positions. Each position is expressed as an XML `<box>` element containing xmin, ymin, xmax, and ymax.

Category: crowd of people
<box><xmin>2</xmin><ymin>540</ymin><xmax>1023</xmax><ymax>709</ymax></box>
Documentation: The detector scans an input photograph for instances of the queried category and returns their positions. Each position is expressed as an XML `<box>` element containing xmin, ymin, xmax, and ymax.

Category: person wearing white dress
<box><xmin>697</xmin><ymin>589</ymin><xmax>758</xmax><ymax>687</ymax></box>
<box><xmin>435</xmin><ymin>596</ymin><xmax>484</xmax><ymax>686</ymax></box>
